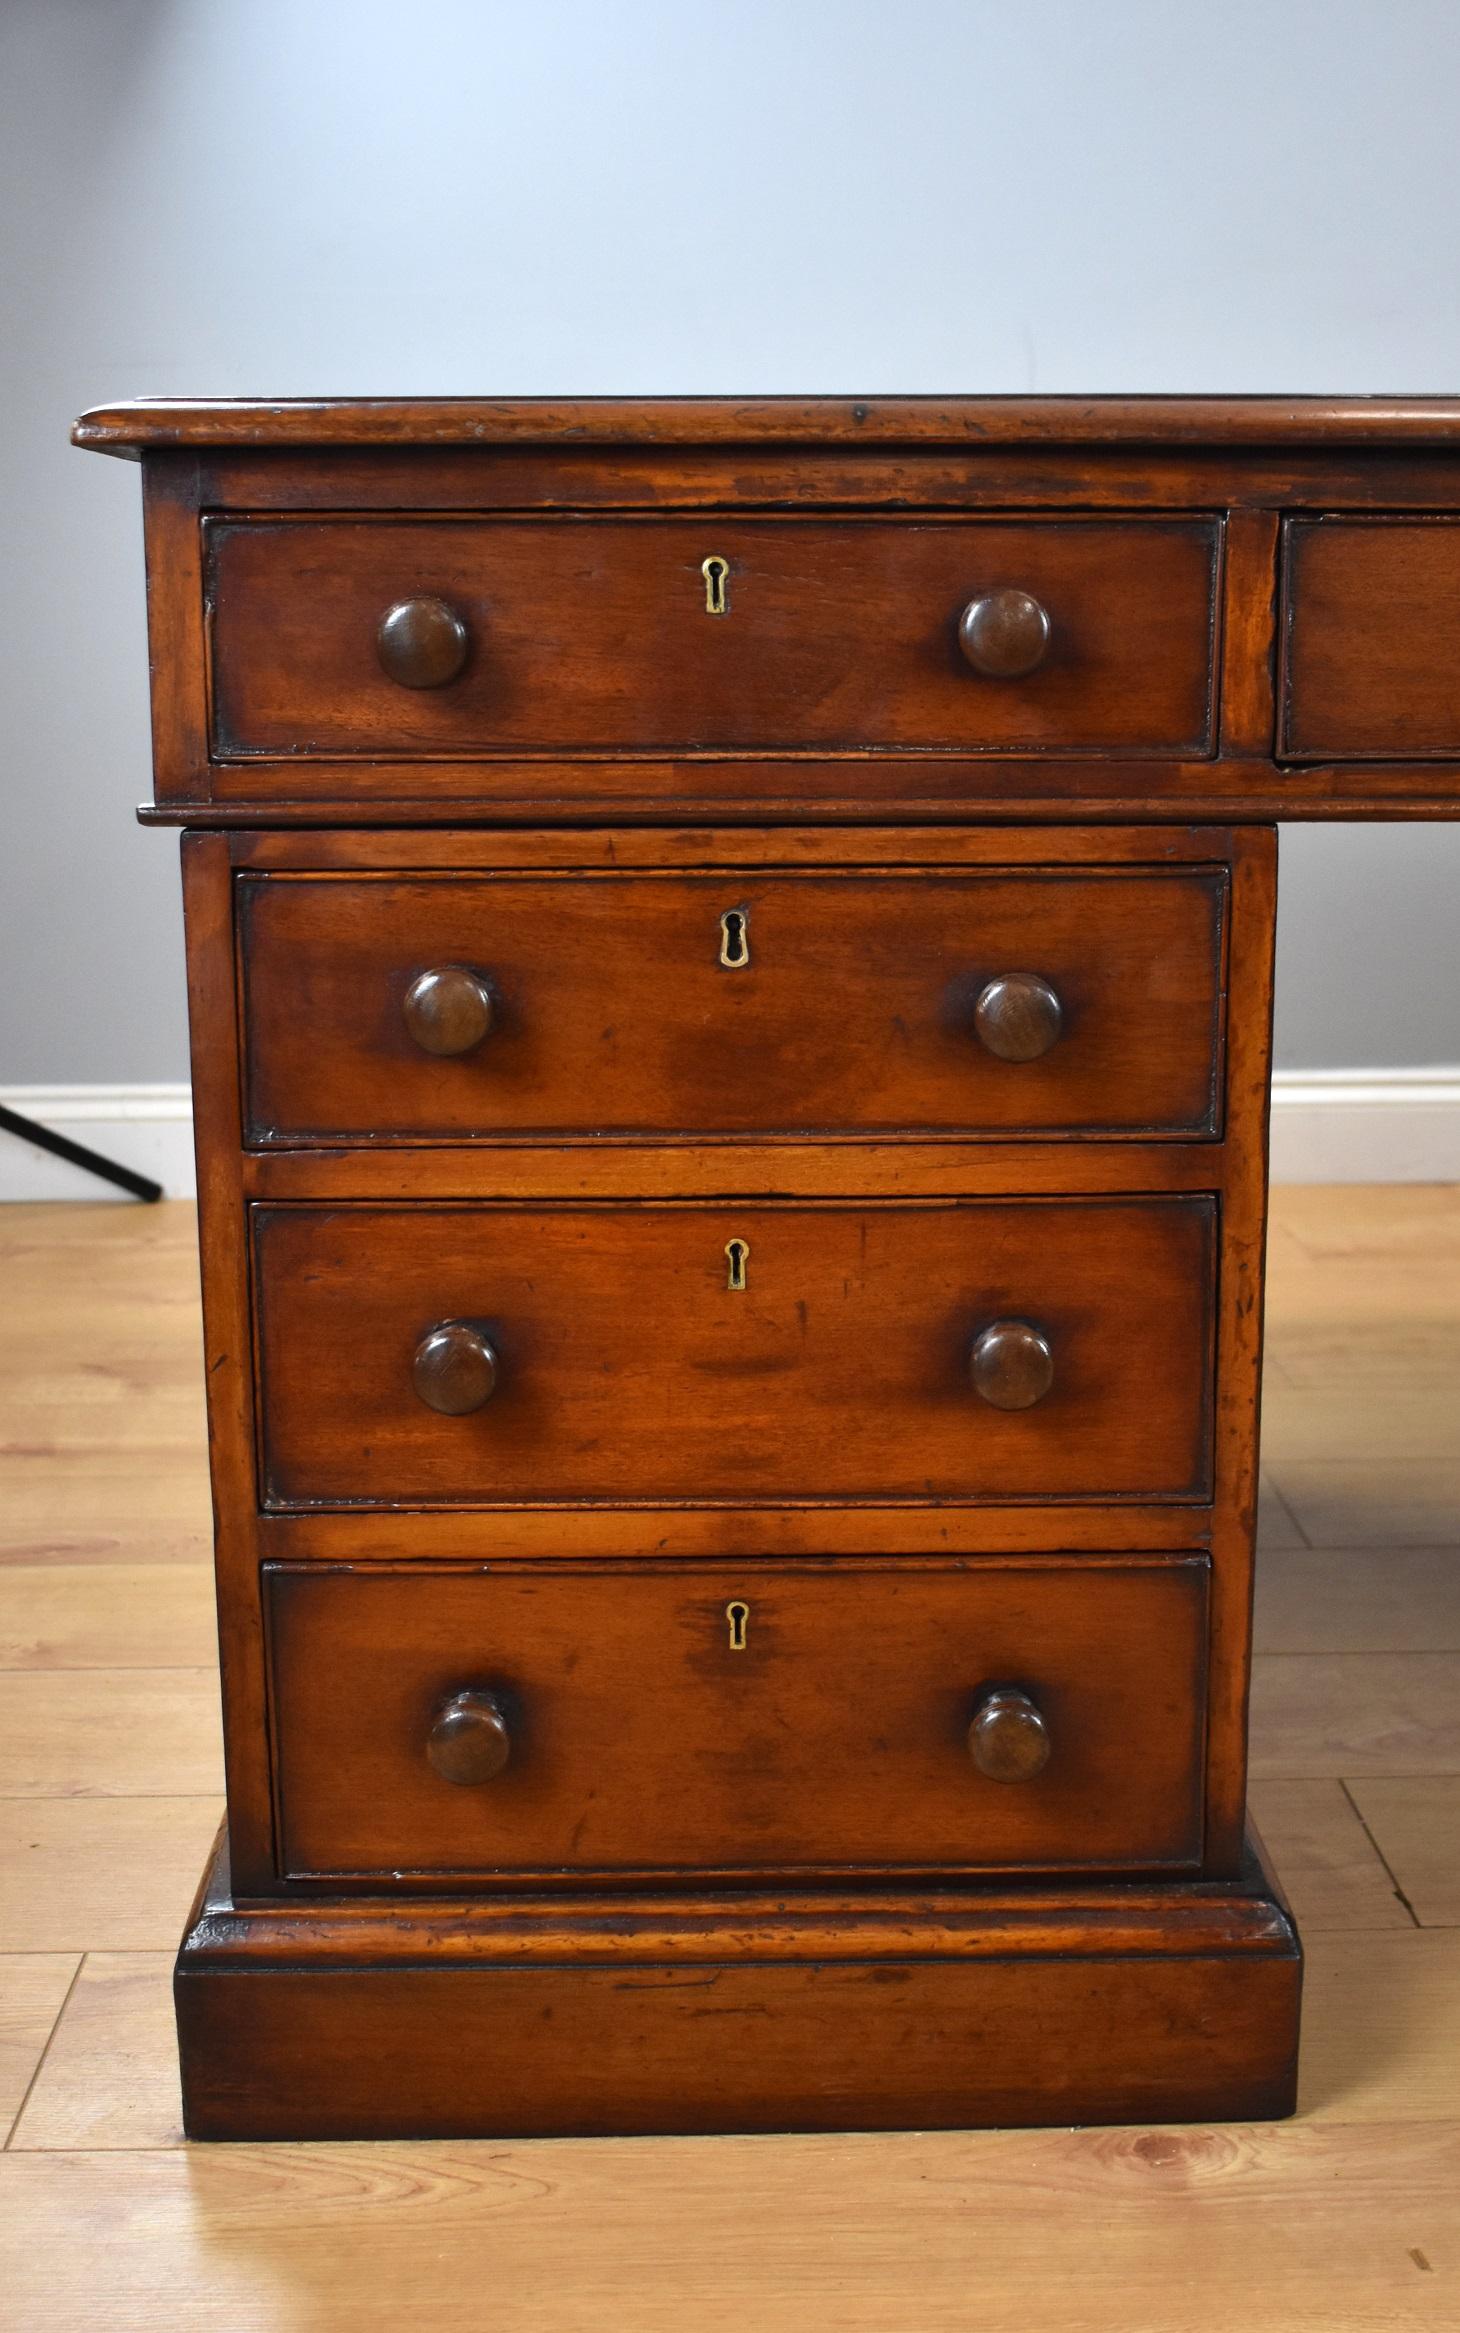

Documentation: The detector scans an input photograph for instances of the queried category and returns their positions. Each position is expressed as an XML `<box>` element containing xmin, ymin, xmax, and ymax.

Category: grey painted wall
<box><xmin>4</xmin><ymin>0</ymin><xmax>1459</xmax><ymax>1083</ymax></box>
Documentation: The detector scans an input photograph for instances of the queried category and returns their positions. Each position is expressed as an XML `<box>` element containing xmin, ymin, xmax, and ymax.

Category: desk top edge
<box><xmin>71</xmin><ymin>393</ymin><xmax>1460</xmax><ymax>459</ymax></box>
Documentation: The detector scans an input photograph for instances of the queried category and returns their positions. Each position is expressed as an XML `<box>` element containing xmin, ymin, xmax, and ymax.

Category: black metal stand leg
<box><xmin>0</xmin><ymin>1104</ymin><xmax>164</xmax><ymax>1203</ymax></box>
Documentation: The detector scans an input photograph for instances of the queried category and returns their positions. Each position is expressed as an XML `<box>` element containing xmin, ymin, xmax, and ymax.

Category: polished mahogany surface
<box><xmin>84</xmin><ymin>393</ymin><xmax>1460</xmax><ymax>2137</ymax></box>
<box><xmin>252</xmin><ymin>1197</ymin><xmax>1215</xmax><ymax>1507</ymax></box>
<box><xmin>238</xmin><ymin>864</ymin><xmax>1226</xmax><ymax>1143</ymax></box>
<box><xmin>206</xmin><ymin>516</ymin><xmax>1219</xmax><ymax>759</ymax></box>
<box><xmin>265</xmin><ymin>1560</ymin><xmax>1209</xmax><ymax>1882</ymax></box>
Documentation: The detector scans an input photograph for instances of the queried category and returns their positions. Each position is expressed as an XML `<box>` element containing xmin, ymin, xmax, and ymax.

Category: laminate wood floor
<box><xmin>0</xmin><ymin>1191</ymin><xmax>1455</xmax><ymax>2330</ymax></box>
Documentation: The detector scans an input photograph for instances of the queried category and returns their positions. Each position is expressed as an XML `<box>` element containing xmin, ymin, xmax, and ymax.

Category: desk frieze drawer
<box><xmin>1282</xmin><ymin>515</ymin><xmax>1460</xmax><ymax>759</ymax></box>
<box><xmin>207</xmin><ymin>516</ymin><xmax>1220</xmax><ymax>762</ymax></box>
<box><xmin>238</xmin><ymin>864</ymin><xmax>1227</xmax><ymax>1143</ymax></box>
<box><xmin>252</xmin><ymin>1196</ymin><xmax>1216</xmax><ymax>1508</ymax></box>
<box><xmin>265</xmin><ymin>1559</ymin><xmax>1209</xmax><ymax>1884</ymax></box>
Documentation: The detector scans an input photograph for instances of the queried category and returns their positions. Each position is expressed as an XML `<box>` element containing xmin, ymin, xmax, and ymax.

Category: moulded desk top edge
<box><xmin>71</xmin><ymin>392</ymin><xmax>1460</xmax><ymax>457</ymax></box>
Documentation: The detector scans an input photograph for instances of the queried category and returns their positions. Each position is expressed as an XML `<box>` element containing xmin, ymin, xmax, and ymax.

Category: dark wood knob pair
<box><xmin>967</xmin><ymin>1687</ymin><xmax>1051</xmax><ymax>1780</ymax></box>
<box><xmin>957</xmin><ymin>587</ymin><xmax>1050</xmax><ymax>679</ymax></box>
<box><xmin>427</xmin><ymin>1690</ymin><xmax>511</xmax><ymax>1784</ymax></box>
<box><xmin>379</xmin><ymin>587</ymin><xmax>1050</xmax><ymax>689</ymax></box>
<box><xmin>413</xmin><ymin>1319</ymin><xmax>1047</xmax><ymax>1412</ymax></box>
<box><xmin>426</xmin><ymin>1682</ymin><xmax>1046</xmax><ymax>1787</ymax></box>
<box><xmin>409</xmin><ymin>964</ymin><xmax>1058</xmax><ymax>1065</ymax></box>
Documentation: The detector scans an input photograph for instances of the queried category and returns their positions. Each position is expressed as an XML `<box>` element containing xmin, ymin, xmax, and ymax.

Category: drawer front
<box><xmin>207</xmin><ymin>517</ymin><xmax>1220</xmax><ymax>759</ymax></box>
<box><xmin>253</xmin><ymin>1198</ymin><xmax>1215</xmax><ymax>1506</ymax></box>
<box><xmin>239</xmin><ymin>867</ymin><xmax>1227</xmax><ymax>1143</ymax></box>
<box><xmin>266</xmin><ymin>1560</ymin><xmax>1209</xmax><ymax>1880</ymax></box>
<box><xmin>1283</xmin><ymin>517</ymin><xmax>1460</xmax><ymax>758</ymax></box>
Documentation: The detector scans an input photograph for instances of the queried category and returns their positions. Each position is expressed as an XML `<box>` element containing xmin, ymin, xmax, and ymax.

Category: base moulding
<box><xmin>175</xmin><ymin>1824</ymin><xmax>1301</xmax><ymax>2140</ymax></box>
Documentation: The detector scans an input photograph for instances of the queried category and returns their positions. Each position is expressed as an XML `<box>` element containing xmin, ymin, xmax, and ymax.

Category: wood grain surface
<box><xmin>1282</xmin><ymin>517</ymin><xmax>1460</xmax><ymax>758</ymax></box>
<box><xmin>69</xmin><ymin>389</ymin><xmax>1460</xmax><ymax>450</ymax></box>
<box><xmin>239</xmin><ymin>864</ymin><xmax>1226</xmax><ymax>1142</ymax></box>
<box><xmin>206</xmin><ymin>516</ymin><xmax>1219</xmax><ymax>759</ymax></box>
<box><xmin>77</xmin><ymin>403</ymin><xmax>1460</xmax><ymax>818</ymax></box>
<box><xmin>251</xmin><ymin>1196</ymin><xmax>1216</xmax><ymax>1506</ymax></box>
<box><xmin>265</xmin><ymin>1559</ymin><xmax>1208</xmax><ymax>1881</ymax></box>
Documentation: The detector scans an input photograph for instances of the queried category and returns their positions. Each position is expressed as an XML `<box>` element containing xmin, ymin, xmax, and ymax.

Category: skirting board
<box><xmin>1266</xmin><ymin>1070</ymin><xmax>1460</xmax><ymax>1183</ymax></box>
<box><xmin>1</xmin><ymin>1073</ymin><xmax>1458</xmax><ymax>1199</ymax></box>
<box><xmin>0</xmin><ymin>1086</ymin><xmax>194</xmax><ymax>1201</ymax></box>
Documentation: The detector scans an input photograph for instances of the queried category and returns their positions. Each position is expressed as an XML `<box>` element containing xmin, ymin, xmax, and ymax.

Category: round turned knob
<box><xmin>412</xmin><ymin>1322</ymin><xmax>499</xmax><ymax>1415</ymax></box>
<box><xmin>967</xmin><ymin>1687</ymin><xmax>1051</xmax><ymax>1782</ymax></box>
<box><xmin>973</xmin><ymin>973</ymin><xmax>1064</xmax><ymax>1063</ymax></box>
<box><xmin>427</xmin><ymin>1689</ymin><xmax>511</xmax><ymax>1785</ymax></box>
<box><xmin>402</xmin><ymin>966</ymin><xmax>494</xmax><ymax>1057</ymax></box>
<box><xmin>377</xmin><ymin>595</ymin><xmax>470</xmax><ymax>688</ymax></box>
<box><xmin>957</xmin><ymin>588</ymin><xmax>1051</xmax><ymax>679</ymax></box>
<box><xmin>969</xmin><ymin>1320</ymin><xmax>1054</xmax><ymax>1410</ymax></box>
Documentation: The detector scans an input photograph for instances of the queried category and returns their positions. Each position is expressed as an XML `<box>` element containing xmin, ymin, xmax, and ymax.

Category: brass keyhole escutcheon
<box><xmin>719</xmin><ymin>908</ymin><xmax>750</xmax><ymax>968</ymax></box>
<box><xmin>725</xmin><ymin>1600</ymin><xmax>750</xmax><ymax>1651</ymax></box>
<box><xmin>724</xmin><ymin>1238</ymin><xmax>750</xmax><ymax>1291</ymax></box>
<box><xmin>701</xmin><ymin>553</ymin><xmax>730</xmax><ymax>615</ymax></box>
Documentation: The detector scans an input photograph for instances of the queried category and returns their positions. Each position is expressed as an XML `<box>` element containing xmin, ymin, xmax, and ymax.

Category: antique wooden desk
<box><xmin>74</xmin><ymin>395</ymin><xmax>1460</xmax><ymax>2140</ymax></box>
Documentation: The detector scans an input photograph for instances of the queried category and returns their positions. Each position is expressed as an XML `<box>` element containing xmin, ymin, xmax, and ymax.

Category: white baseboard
<box><xmin>0</xmin><ymin>1085</ymin><xmax>196</xmax><ymax>1201</ymax></box>
<box><xmin>1266</xmin><ymin>1069</ymin><xmax>1460</xmax><ymax>1183</ymax></box>
<box><xmin>2</xmin><ymin>1072</ymin><xmax>1458</xmax><ymax>1199</ymax></box>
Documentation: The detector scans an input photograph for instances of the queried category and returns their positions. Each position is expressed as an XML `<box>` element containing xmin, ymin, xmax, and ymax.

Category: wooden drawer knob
<box><xmin>377</xmin><ymin>596</ymin><xmax>470</xmax><ymax>688</ymax></box>
<box><xmin>427</xmin><ymin>1689</ymin><xmax>511</xmax><ymax>1784</ymax></box>
<box><xmin>973</xmin><ymin>973</ymin><xmax>1063</xmax><ymax>1062</ymax></box>
<box><xmin>969</xmin><ymin>1320</ymin><xmax>1054</xmax><ymax>1410</ymax></box>
<box><xmin>412</xmin><ymin>1322</ymin><xmax>499</xmax><ymax>1414</ymax></box>
<box><xmin>967</xmin><ymin>1686</ymin><xmax>1051</xmax><ymax>1782</ymax></box>
<box><xmin>403</xmin><ymin>966</ymin><xmax>494</xmax><ymax>1056</ymax></box>
<box><xmin>957</xmin><ymin>588</ymin><xmax>1051</xmax><ymax>679</ymax></box>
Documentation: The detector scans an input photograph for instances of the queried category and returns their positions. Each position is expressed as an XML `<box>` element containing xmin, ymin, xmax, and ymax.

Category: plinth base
<box><xmin>175</xmin><ymin>1829</ymin><xmax>1301</xmax><ymax>2140</ymax></box>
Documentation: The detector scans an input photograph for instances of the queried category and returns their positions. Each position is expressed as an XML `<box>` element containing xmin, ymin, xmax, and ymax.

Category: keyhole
<box><xmin>726</xmin><ymin>1600</ymin><xmax>750</xmax><ymax>1651</ymax></box>
<box><xmin>719</xmin><ymin>908</ymin><xmax>750</xmax><ymax>968</ymax></box>
<box><xmin>725</xmin><ymin>1238</ymin><xmax>750</xmax><ymax>1291</ymax></box>
<box><xmin>701</xmin><ymin>554</ymin><xmax>730</xmax><ymax>616</ymax></box>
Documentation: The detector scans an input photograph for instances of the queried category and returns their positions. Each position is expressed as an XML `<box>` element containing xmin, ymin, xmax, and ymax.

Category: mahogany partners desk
<box><xmin>73</xmin><ymin>396</ymin><xmax>1460</xmax><ymax>2140</ymax></box>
